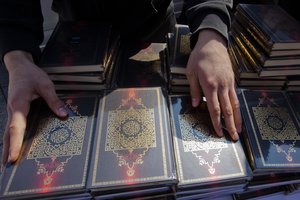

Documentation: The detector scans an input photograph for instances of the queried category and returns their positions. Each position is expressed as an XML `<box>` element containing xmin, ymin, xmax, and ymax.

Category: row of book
<box><xmin>229</xmin><ymin>3</ymin><xmax>300</xmax><ymax>91</ymax></box>
<box><xmin>1</xmin><ymin>87</ymin><xmax>300</xmax><ymax>199</ymax></box>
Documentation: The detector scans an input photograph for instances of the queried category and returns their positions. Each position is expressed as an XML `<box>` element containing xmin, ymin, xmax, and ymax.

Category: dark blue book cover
<box><xmin>169</xmin><ymin>95</ymin><xmax>252</xmax><ymax>188</ymax></box>
<box><xmin>238</xmin><ymin>89</ymin><xmax>300</xmax><ymax>172</ymax></box>
<box><xmin>87</xmin><ymin>87</ymin><xmax>176</xmax><ymax>190</ymax></box>
<box><xmin>0</xmin><ymin>95</ymin><xmax>99</xmax><ymax>198</ymax></box>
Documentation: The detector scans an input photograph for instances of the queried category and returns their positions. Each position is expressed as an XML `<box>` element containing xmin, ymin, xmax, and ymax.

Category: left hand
<box><xmin>186</xmin><ymin>29</ymin><xmax>242</xmax><ymax>141</ymax></box>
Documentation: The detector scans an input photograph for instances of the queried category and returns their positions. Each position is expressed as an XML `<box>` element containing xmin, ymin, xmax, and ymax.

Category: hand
<box><xmin>186</xmin><ymin>29</ymin><xmax>242</xmax><ymax>141</ymax></box>
<box><xmin>2</xmin><ymin>51</ymin><xmax>67</xmax><ymax>168</ymax></box>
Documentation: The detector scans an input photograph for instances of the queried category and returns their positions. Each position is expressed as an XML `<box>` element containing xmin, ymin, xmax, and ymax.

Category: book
<box><xmin>87</xmin><ymin>87</ymin><xmax>177</xmax><ymax>194</ymax></box>
<box><xmin>238</xmin><ymin>89</ymin><xmax>300</xmax><ymax>173</ymax></box>
<box><xmin>0</xmin><ymin>95</ymin><xmax>99</xmax><ymax>199</ymax></box>
<box><xmin>236</xmin><ymin>4</ymin><xmax>300</xmax><ymax>52</ymax></box>
<box><xmin>231</xmin><ymin>20</ymin><xmax>300</xmax><ymax>67</ymax></box>
<box><xmin>39</xmin><ymin>21</ymin><xmax>111</xmax><ymax>73</ymax></box>
<box><xmin>167</xmin><ymin>24</ymin><xmax>191</xmax><ymax>75</ymax></box>
<box><xmin>230</xmin><ymin>27</ymin><xmax>300</xmax><ymax>77</ymax></box>
<box><xmin>169</xmin><ymin>95</ymin><xmax>252</xmax><ymax>190</ymax></box>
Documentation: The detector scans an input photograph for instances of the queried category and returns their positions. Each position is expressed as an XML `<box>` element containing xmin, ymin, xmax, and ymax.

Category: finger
<box><xmin>186</xmin><ymin>69</ymin><xmax>202</xmax><ymax>107</ymax></box>
<box><xmin>229</xmin><ymin>89</ymin><xmax>242</xmax><ymax>133</ymax></box>
<box><xmin>219</xmin><ymin>89</ymin><xmax>239</xmax><ymax>141</ymax></box>
<box><xmin>37</xmin><ymin>82</ymin><xmax>67</xmax><ymax>117</ymax></box>
<box><xmin>205</xmin><ymin>90</ymin><xmax>223</xmax><ymax>137</ymax></box>
<box><xmin>7</xmin><ymin>107</ymin><xmax>28</xmax><ymax>163</ymax></box>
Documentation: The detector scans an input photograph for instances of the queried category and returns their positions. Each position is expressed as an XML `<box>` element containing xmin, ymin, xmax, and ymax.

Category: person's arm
<box><xmin>0</xmin><ymin>1</ymin><xmax>67</xmax><ymax>167</ymax></box>
<box><xmin>183</xmin><ymin>0</ymin><xmax>242</xmax><ymax>140</ymax></box>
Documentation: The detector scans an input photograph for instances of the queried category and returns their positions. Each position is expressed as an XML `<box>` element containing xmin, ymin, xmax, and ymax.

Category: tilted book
<box><xmin>167</xmin><ymin>24</ymin><xmax>191</xmax><ymax>75</ymax></box>
<box><xmin>169</xmin><ymin>95</ymin><xmax>252</xmax><ymax>189</ymax></box>
<box><xmin>87</xmin><ymin>87</ymin><xmax>177</xmax><ymax>193</ymax></box>
<box><xmin>238</xmin><ymin>89</ymin><xmax>300</xmax><ymax>173</ymax></box>
<box><xmin>236</xmin><ymin>4</ymin><xmax>300</xmax><ymax>52</ymax></box>
<box><xmin>116</xmin><ymin>43</ymin><xmax>168</xmax><ymax>88</ymax></box>
<box><xmin>0</xmin><ymin>95</ymin><xmax>99</xmax><ymax>199</ymax></box>
<box><xmin>39</xmin><ymin>21</ymin><xmax>111</xmax><ymax>73</ymax></box>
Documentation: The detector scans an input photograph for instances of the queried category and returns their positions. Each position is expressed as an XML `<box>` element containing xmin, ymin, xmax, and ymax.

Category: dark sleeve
<box><xmin>0</xmin><ymin>0</ymin><xmax>44</xmax><ymax>62</ymax></box>
<box><xmin>183</xmin><ymin>0</ymin><xmax>233</xmax><ymax>48</ymax></box>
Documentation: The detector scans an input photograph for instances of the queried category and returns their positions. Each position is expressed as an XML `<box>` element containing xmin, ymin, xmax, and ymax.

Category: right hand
<box><xmin>2</xmin><ymin>50</ymin><xmax>68</xmax><ymax>168</ymax></box>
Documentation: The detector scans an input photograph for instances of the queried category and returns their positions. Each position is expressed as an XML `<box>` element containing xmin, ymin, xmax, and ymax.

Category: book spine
<box><xmin>232</xmin><ymin>21</ymin><xmax>268</xmax><ymax>66</ymax></box>
<box><xmin>234</xmin><ymin>8</ymin><xmax>273</xmax><ymax>53</ymax></box>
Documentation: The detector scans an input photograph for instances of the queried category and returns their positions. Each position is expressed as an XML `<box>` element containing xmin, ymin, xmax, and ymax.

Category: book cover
<box><xmin>167</xmin><ymin>24</ymin><xmax>191</xmax><ymax>75</ymax></box>
<box><xmin>238</xmin><ymin>89</ymin><xmax>300</xmax><ymax>172</ymax></box>
<box><xmin>169</xmin><ymin>95</ymin><xmax>252</xmax><ymax>188</ymax></box>
<box><xmin>87</xmin><ymin>87</ymin><xmax>176</xmax><ymax>191</ymax></box>
<box><xmin>236</xmin><ymin>4</ymin><xmax>300</xmax><ymax>51</ymax></box>
<box><xmin>40</xmin><ymin>21</ymin><xmax>111</xmax><ymax>73</ymax></box>
<box><xmin>0</xmin><ymin>95</ymin><xmax>99</xmax><ymax>198</ymax></box>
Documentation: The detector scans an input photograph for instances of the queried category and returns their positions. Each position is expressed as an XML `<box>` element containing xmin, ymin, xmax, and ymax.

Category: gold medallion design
<box><xmin>105</xmin><ymin>90</ymin><xmax>156</xmax><ymax>176</ymax></box>
<box><xmin>180</xmin><ymin>35</ymin><xmax>191</xmax><ymax>55</ymax></box>
<box><xmin>27</xmin><ymin>100</ymin><xmax>87</xmax><ymax>185</ymax></box>
<box><xmin>27</xmin><ymin>117</ymin><xmax>87</xmax><ymax>159</ymax></box>
<box><xmin>179</xmin><ymin>113</ymin><xmax>228</xmax><ymax>174</ymax></box>
<box><xmin>252</xmin><ymin>93</ymin><xmax>299</xmax><ymax>162</ymax></box>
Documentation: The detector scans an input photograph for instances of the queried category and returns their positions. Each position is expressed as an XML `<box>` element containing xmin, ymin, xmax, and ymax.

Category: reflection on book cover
<box><xmin>179</xmin><ymin>112</ymin><xmax>228</xmax><ymax>174</ymax></box>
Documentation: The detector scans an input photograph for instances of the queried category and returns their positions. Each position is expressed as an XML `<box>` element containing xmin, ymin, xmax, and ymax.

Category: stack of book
<box><xmin>286</xmin><ymin>75</ymin><xmax>300</xmax><ymax>91</ymax></box>
<box><xmin>166</xmin><ymin>24</ymin><xmax>191</xmax><ymax>94</ymax></box>
<box><xmin>39</xmin><ymin>21</ymin><xmax>120</xmax><ymax>91</ymax></box>
<box><xmin>169</xmin><ymin>95</ymin><xmax>252</xmax><ymax>200</ymax></box>
<box><xmin>0</xmin><ymin>87</ymin><xmax>177</xmax><ymax>200</ymax></box>
<box><xmin>230</xmin><ymin>4</ymin><xmax>300</xmax><ymax>90</ymax></box>
<box><xmin>236</xmin><ymin>89</ymin><xmax>300</xmax><ymax>198</ymax></box>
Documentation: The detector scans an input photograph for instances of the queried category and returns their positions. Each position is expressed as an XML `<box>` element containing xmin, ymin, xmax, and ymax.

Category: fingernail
<box><xmin>233</xmin><ymin>132</ymin><xmax>239</xmax><ymax>141</ymax></box>
<box><xmin>192</xmin><ymin>98</ymin><xmax>198</xmax><ymax>107</ymax></box>
<box><xmin>58</xmin><ymin>107</ymin><xmax>68</xmax><ymax>117</ymax></box>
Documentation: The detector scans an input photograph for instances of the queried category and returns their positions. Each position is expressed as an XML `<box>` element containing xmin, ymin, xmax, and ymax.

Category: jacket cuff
<box><xmin>189</xmin><ymin>12</ymin><xmax>230</xmax><ymax>49</ymax></box>
<box><xmin>0</xmin><ymin>28</ymin><xmax>41</xmax><ymax>63</ymax></box>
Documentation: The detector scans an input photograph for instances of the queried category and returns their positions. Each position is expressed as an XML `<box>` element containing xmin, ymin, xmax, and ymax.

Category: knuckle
<box><xmin>223</xmin><ymin>106</ymin><xmax>233</xmax><ymax>117</ymax></box>
<box><xmin>232</xmin><ymin>101</ymin><xmax>240</xmax><ymax>110</ymax></box>
<box><xmin>212</xmin><ymin>107</ymin><xmax>221</xmax><ymax>117</ymax></box>
<box><xmin>205</xmin><ymin>78</ymin><xmax>218</xmax><ymax>90</ymax></box>
<box><xmin>39</xmin><ymin>80</ymin><xmax>54</xmax><ymax>91</ymax></box>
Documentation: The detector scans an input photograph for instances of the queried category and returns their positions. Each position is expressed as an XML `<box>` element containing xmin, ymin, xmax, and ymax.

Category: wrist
<box><xmin>4</xmin><ymin>50</ymin><xmax>34</xmax><ymax>72</ymax></box>
<box><xmin>195</xmin><ymin>29</ymin><xmax>227</xmax><ymax>49</ymax></box>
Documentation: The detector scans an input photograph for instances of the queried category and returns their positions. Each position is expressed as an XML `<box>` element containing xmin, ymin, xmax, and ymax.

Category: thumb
<box><xmin>38</xmin><ymin>84</ymin><xmax>68</xmax><ymax>118</ymax></box>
